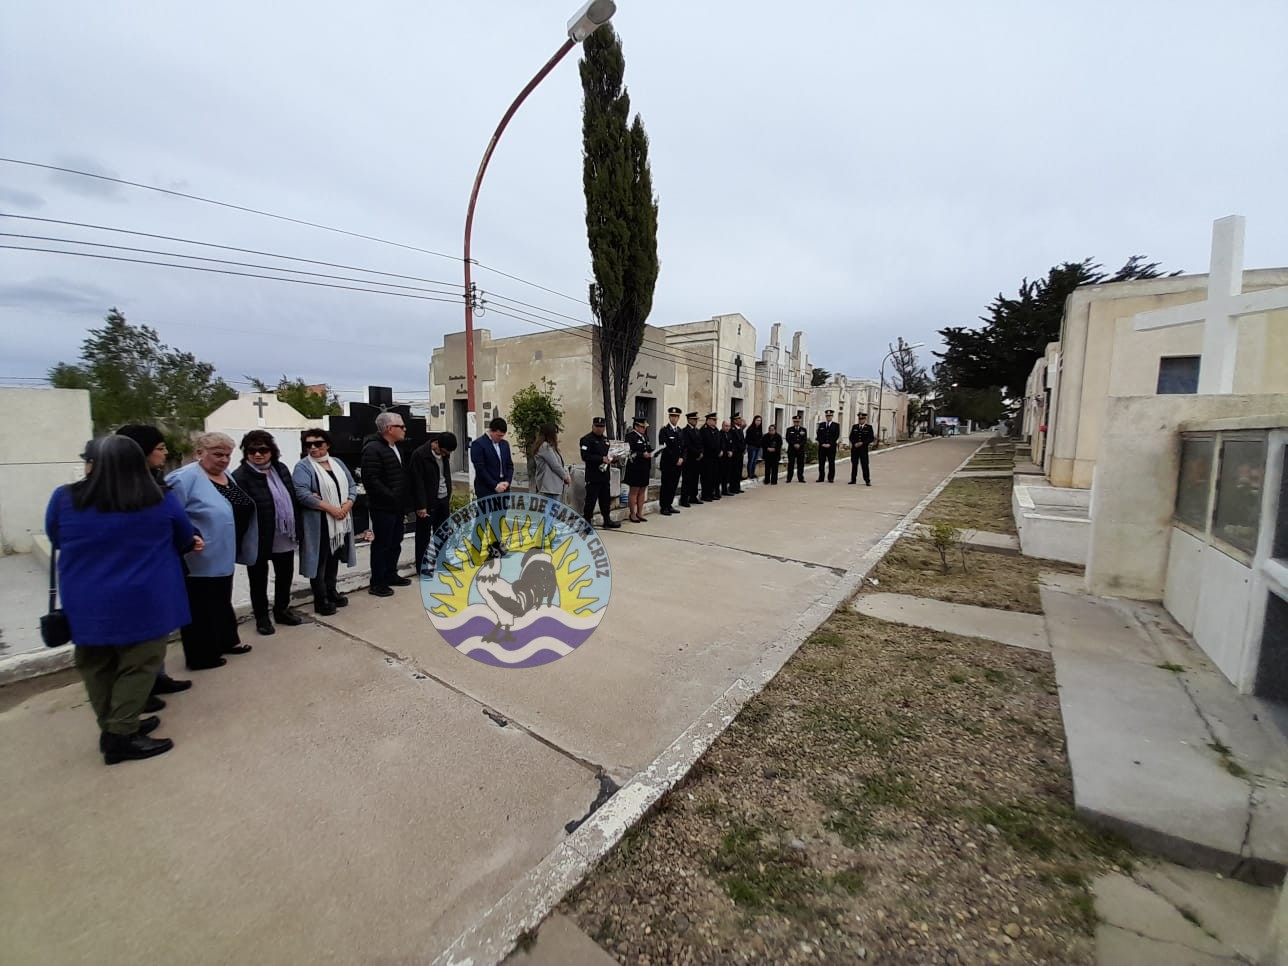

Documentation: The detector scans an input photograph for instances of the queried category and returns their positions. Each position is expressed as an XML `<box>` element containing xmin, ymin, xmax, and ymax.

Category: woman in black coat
<box><xmin>232</xmin><ymin>430</ymin><xmax>304</xmax><ymax>636</ymax></box>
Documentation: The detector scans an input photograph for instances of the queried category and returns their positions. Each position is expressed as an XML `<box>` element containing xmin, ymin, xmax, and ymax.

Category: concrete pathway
<box><xmin>0</xmin><ymin>437</ymin><xmax>982</xmax><ymax>966</ymax></box>
<box><xmin>1095</xmin><ymin>863</ymin><xmax>1278</xmax><ymax>964</ymax></box>
<box><xmin>852</xmin><ymin>592</ymin><xmax>1048</xmax><ymax>651</ymax></box>
<box><xmin>1042</xmin><ymin>577</ymin><xmax>1288</xmax><ymax>884</ymax></box>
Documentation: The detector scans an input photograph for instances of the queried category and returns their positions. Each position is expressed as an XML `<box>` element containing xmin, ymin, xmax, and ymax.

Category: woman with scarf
<box><xmin>232</xmin><ymin>430</ymin><xmax>304</xmax><ymax>636</ymax></box>
<box><xmin>292</xmin><ymin>428</ymin><xmax>358</xmax><ymax>617</ymax></box>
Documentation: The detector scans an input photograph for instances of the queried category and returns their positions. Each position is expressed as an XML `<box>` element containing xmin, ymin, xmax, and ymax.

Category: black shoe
<box><xmin>849</xmin><ymin>480</ymin><xmax>857</xmax><ymax>485</ymax></box>
<box><xmin>224</xmin><ymin>644</ymin><xmax>252</xmax><ymax>655</ymax></box>
<box><xmin>866</xmin><ymin>481</ymin><xmax>872</xmax><ymax>487</ymax></box>
<box><xmin>678</xmin><ymin>501</ymin><xmax>690</xmax><ymax>507</ymax></box>
<box><xmin>602</xmin><ymin>521</ymin><xmax>623</xmax><ymax>529</ymax></box>
<box><xmin>103</xmin><ymin>731</ymin><xmax>174</xmax><ymax>765</ymax></box>
<box><xmin>369</xmin><ymin>586</ymin><xmax>394</xmax><ymax>597</ymax></box>
<box><xmin>151</xmin><ymin>675</ymin><xmax>191</xmax><ymax>695</ymax></box>
<box><xmin>255</xmin><ymin>615</ymin><xmax>275</xmax><ymax>636</ymax></box>
<box><xmin>388</xmin><ymin>575</ymin><xmax>413</xmax><ymax>587</ymax></box>
<box><xmin>315</xmin><ymin>602</ymin><xmax>337</xmax><ymax>616</ymax></box>
<box><xmin>99</xmin><ymin>717</ymin><xmax>161</xmax><ymax>752</ymax></box>
<box><xmin>330</xmin><ymin>592</ymin><xmax>348</xmax><ymax>607</ymax></box>
<box><xmin>692</xmin><ymin>499</ymin><xmax>704</xmax><ymax>505</ymax></box>
<box><xmin>188</xmin><ymin>657</ymin><xmax>227</xmax><ymax>671</ymax></box>
<box><xmin>144</xmin><ymin>695</ymin><xmax>166</xmax><ymax>713</ymax></box>
<box><xmin>273</xmin><ymin>609</ymin><xmax>304</xmax><ymax>626</ymax></box>
<box><xmin>660</xmin><ymin>508</ymin><xmax>675</xmax><ymax>516</ymax></box>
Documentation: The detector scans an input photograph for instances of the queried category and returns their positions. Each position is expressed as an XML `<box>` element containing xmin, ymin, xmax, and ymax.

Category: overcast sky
<box><xmin>3</xmin><ymin>0</ymin><xmax>1286</xmax><ymax>406</ymax></box>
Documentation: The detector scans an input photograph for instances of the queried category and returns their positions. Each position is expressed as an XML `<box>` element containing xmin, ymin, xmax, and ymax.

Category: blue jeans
<box><xmin>746</xmin><ymin>447</ymin><xmax>761</xmax><ymax>479</ymax></box>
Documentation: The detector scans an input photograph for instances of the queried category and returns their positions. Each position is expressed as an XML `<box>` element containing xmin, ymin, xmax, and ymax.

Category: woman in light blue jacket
<box><xmin>292</xmin><ymin>429</ymin><xmax>359</xmax><ymax>615</ymax></box>
<box><xmin>167</xmin><ymin>432</ymin><xmax>259</xmax><ymax>670</ymax></box>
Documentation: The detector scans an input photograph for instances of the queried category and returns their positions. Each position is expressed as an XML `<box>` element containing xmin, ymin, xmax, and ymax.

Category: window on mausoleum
<box><xmin>1212</xmin><ymin>436</ymin><xmax>1266</xmax><ymax>556</ymax></box>
<box><xmin>1157</xmin><ymin>356</ymin><xmax>1201</xmax><ymax>394</ymax></box>
<box><xmin>1175</xmin><ymin>436</ymin><xmax>1214</xmax><ymax>532</ymax></box>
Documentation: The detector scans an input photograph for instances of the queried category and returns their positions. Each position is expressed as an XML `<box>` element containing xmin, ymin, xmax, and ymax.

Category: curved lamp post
<box><xmin>875</xmin><ymin>341</ymin><xmax>925</xmax><ymax>445</ymax></box>
<box><xmin>461</xmin><ymin>0</ymin><xmax>617</xmax><ymax>481</ymax></box>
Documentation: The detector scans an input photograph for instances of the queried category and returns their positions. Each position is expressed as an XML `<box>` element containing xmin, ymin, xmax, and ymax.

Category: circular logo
<box><xmin>421</xmin><ymin>494</ymin><xmax>612</xmax><ymax>668</ymax></box>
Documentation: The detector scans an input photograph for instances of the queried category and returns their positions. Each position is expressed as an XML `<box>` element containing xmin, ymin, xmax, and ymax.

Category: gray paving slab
<box><xmin>1043</xmin><ymin>584</ymin><xmax>1288</xmax><ymax>882</ymax></box>
<box><xmin>909</xmin><ymin>524</ymin><xmax>1019</xmax><ymax>555</ymax></box>
<box><xmin>505</xmin><ymin>914</ymin><xmax>619</xmax><ymax>966</ymax></box>
<box><xmin>853</xmin><ymin>592</ymin><xmax>1048</xmax><ymax>651</ymax></box>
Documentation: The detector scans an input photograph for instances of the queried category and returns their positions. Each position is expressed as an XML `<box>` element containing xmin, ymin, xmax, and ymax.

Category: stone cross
<box><xmin>252</xmin><ymin>395</ymin><xmax>269</xmax><ymax>426</ymax></box>
<box><xmin>1133</xmin><ymin>215</ymin><xmax>1288</xmax><ymax>393</ymax></box>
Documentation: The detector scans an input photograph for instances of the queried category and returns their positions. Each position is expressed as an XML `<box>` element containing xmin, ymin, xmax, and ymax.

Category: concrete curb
<box><xmin>434</xmin><ymin>437</ymin><xmax>987</xmax><ymax>966</ymax></box>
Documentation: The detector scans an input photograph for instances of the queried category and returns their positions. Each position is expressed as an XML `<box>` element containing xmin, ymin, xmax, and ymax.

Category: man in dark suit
<box><xmin>700</xmin><ymin>413</ymin><xmax>723</xmax><ymax>502</ymax></box>
<box><xmin>469</xmin><ymin>417</ymin><xmax>513</xmax><ymax>502</ymax></box>
<box><xmin>816</xmin><ymin>409</ymin><xmax>840</xmax><ymax>482</ymax></box>
<box><xmin>785</xmin><ymin>414</ymin><xmax>808</xmax><ymax>482</ymax></box>
<box><xmin>679</xmin><ymin>411</ymin><xmax>703</xmax><ymax>507</ymax></box>
<box><xmin>411</xmin><ymin>431</ymin><xmax>458</xmax><ymax>576</ymax></box>
<box><xmin>848</xmin><ymin>413</ymin><xmax>876</xmax><ymax>486</ymax></box>
<box><xmin>361</xmin><ymin>411</ymin><xmax>412</xmax><ymax>596</ymax></box>
<box><xmin>658</xmin><ymin>406</ymin><xmax>684</xmax><ymax>516</ymax></box>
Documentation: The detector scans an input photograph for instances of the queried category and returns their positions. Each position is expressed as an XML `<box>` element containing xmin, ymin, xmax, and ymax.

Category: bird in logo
<box><xmin>474</xmin><ymin>541</ymin><xmax>559</xmax><ymax>643</ymax></box>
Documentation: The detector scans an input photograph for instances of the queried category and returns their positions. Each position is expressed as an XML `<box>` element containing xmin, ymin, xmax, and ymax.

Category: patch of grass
<box><xmin>949</xmin><ymin>672</ymin><xmax>968</xmax><ymax>684</ymax></box>
<box><xmin>963</xmin><ymin>801</ymin><xmax>1059</xmax><ymax>858</ymax></box>
<box><xmin>1157</xmin><ymin>662</ymin><xmax>1186</xmax><ymax>673</ymax></box>
<box><xmin>802</xmin><ymin>705</ymin><xmax>920</xmax><ymax>752</ymax></box>
<box><xmin>1208</xmin><ymin>739</ymin><xmax>1231</xmax><ymax>756</ymax></box>
<box><xmin>711</xmin><ymin>820</ymin><xmax>816</xmax><ymax>915</ymax></box>
<box><xmin>984</xmin><ymin>668</ymin><xmax>1009</xmax><ymax>684</ymax></box>
<box><xmin>920</xmin><ymin>478</ymin><xmax>1017</xmax><ymax>535</ymax></box>
<box><xmin>963</xmin><ymin>798</ymin><xmax>1136</xmax><ymax>871</ymax></box>
<box><xmin>857</xmin><ymin>770</ymin><xmax>916</xmax><ymax>807</ymax></box>
<box><xmin>809</xmin><ymin>628</ymin><xmax>847</xmax><ymax>649</ymax></box>
<box><xmin>1067</xmin><ymin>891</ymin><xmax>1098</xmax><ymax>933</ymax></box>
<box><xmin>831</xmin><ymin>867</ymin><xmax>866</xmax><ymax>895</ymax></box>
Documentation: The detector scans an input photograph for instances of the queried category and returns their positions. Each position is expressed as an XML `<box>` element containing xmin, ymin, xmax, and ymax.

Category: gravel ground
<box><xmin>562</xmin><ymin>611</ymin><xmax>1133</xmax><ymax>964</ymax></box>
<box><xmin>866</xmin><ymin>538</ymin><xmax>1082</xmax><ymax>614</ymax></box>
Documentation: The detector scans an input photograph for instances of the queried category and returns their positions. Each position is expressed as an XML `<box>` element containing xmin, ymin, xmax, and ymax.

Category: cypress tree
<box><xmin>580</xmin><ymin>24</ymin><xmax>659</xmax><ymax>437</ymax></box>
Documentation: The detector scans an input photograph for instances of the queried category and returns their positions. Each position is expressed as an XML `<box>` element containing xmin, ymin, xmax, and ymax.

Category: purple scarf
<box><xmin>249</xmin><ymin>462</ymin><xmax>296</xmax><ymax>540</ymax></box>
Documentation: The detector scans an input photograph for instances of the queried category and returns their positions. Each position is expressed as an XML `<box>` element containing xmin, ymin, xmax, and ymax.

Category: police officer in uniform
<box><xmin>680</xmin><ymin>411</ymin><xmax>704</xmax><ymax>506</ymax></box>
<box><xmin>816</xmin><ymin>408</ymin><xmax>840</xmax><ymax>482</ymax></box>
<box><xmin>624</xmin><ymin>416</ymin><xmax>652</xmax><ymax>523</ymax></box>
<box><xmin>580</xmin><ymin>417</ymin><xmax>622</xmax><ymax>529</ymax></box>
<box><xmin>728</xmin><ymin>415</ymin><xmax>746</xmax><ymax>494</ymax></box>
<box><xmin>785</xmin><ymin>414</ymin><xmax>808</xmax><ymax>482</ymax></box>
<box><xmin>700</xmin><ymin>413</ymin><xmax>722</xmax><ymax>502</ymax></box>
<box><xmin>658</xmin><ymin>406</ymin><xmax>684</xmax><ymax>515</ymax></box>
<box><xmin>849</xmin><ymin>412</ymin><xmax>876</xmax><ymax>486</ymax></box>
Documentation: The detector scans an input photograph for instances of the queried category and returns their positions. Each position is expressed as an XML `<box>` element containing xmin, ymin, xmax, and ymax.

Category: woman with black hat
<box><xmin>624</xmin><ymin>416</ymin><xmax>653</xmax><ymax>523</ymax></box>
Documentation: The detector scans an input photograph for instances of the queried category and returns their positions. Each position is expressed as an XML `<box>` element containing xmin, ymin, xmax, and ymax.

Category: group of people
<box><xmin>47</xmin><ymin>424</ymin><xmax>370</xmax><ymax>765</ymax></box>
<box><xmin>652</xmin><ymin>407</ymin><xmax>879</xmax><ymax>514</ymax></box>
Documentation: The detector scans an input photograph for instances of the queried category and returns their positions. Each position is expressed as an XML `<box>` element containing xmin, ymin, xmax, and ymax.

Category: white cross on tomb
<box><xmin>1132</xmin><ymin>215</ymin><xmax>1288</xmax><ymax>394</ymax></box>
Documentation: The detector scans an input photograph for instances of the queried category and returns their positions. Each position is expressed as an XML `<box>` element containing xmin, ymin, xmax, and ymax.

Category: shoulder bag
<box><xmin>41</xmin><ymin>550</ymin><xmax>72</xmax><ymax>647</ymax></box>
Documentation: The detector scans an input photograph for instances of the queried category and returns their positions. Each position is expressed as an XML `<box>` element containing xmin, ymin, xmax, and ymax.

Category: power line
<box><xmin>0</xmin><ymin>214</ymin><xmax>461</xmax><ymax>288</ymax></box>
<box><xmin>0</xmin><ymin>157</ymin><xmax>593</xmax><ymax>306</ymax></box>
<box><xmin>0</xmin><ymin>244</ymin><xmax>464</xmax><ymax>305</ymax></box>
<box><xmin>0</xmin><ymin>232</ymin><xmax>463</xmax><ymax>298</ymax></box>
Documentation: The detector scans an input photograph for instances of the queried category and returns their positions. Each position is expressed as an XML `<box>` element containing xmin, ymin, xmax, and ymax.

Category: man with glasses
<box><xmin>361</xmin><ymin>411</ymin><xmax>412</xmax><ymax>597</ymax></box>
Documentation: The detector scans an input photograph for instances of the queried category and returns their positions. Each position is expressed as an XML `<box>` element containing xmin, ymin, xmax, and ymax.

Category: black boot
<box><xmin>273</xmin><ymin>608</ymin><xmax>304</xmax><ymax>626</ymax></box>
<box><xmin>330</xmin><ymin>591</ymin><xmax>348</xmax><ymax>608</ymax></box>
<box><xmin>103</xmin><ymin>731</ymin><xmax>174</xmax><ymax>765</ymax></box>
<box><xmin>143</xmin><ymin>695</ymin><xmax>166</xmax><ymax>713</ymax></box>
<box><xmin>255</xmin><ymin>614</ymin><xmax>275</xmax><ymax>636</ymax></box>
<box><xmin>151</xmin><ymin>675</ymin><xmax>192</xmax><ymax>695</ymax></box>
<box><xmin>99</xmin><ymin>716</ymin><xmax>161</xmax><ymax>752</ymax></box>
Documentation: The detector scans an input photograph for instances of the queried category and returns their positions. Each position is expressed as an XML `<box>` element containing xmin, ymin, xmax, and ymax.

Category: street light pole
<box><xmin>461</xmin><ymin>0</ymin><xmax>617</xmax><ymax>482</ymax></box>
<box><xmin>875</xmin><ymin>341</ymin><xmax>925</xmax><ymax>446</ymax></box>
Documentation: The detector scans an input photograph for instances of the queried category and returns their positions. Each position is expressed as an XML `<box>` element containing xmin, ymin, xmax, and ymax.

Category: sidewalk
<box><xmin>0</xmin><ymin>437</ymin><xmax>980</xmax><ymax>965</ymax></box>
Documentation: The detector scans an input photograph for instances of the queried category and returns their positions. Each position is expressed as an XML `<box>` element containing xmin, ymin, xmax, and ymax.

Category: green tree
<box><xmin>810</xmin><ymin>367</ymin><xmax>832</xmax><ymax>387</ymax></box>
<box><xmin>507</xmin><ymin>378</ymin><xmax>565</xmax><ymax>456</ymax></box>
<box><xmin>581</xmin><ymin>24</ymin><xmax>659</xmax><ymax>438</ymax></box>
<box><xmin>49</xmin><ymin>308</ymin><xmax>236</xmax><ymax>440</ymax></box>
<box><xmin>936</xmin><ymin>256</ymin><xmax>1177</xmax><ymax>399</ymax></box>
<box><xmin>248</xmin><ymin>375</ymin><xmax>343</xmax><ymax>419</ymax></box>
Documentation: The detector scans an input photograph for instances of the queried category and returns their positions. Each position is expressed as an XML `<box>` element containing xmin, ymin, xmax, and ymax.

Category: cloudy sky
<box><xmin>2</xmin><ymin>0</ymin><xmax>1286</xmax><ymax>406</ymax></box>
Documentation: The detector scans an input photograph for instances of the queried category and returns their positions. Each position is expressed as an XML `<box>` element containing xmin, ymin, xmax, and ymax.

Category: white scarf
<box><xmin>308</xmin><ymin>455</ymin><xmax>352</xmax><ymax>552</ymax></box>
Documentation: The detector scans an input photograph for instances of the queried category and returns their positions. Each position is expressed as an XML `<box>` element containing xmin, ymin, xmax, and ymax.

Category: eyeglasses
<box><xmin>305</xmin><ymin>440</ymin><xmax>327</xmax><ymax>449</ymax></box>
<box><xmin>247</xmin><ymin>447</ymin><xmax>272</xmax><ymax>455</ymax></box>
<box><xmin>391</xmin><ymin>424</ymin><xmax>406</xmax><ymax>430</ymax></box>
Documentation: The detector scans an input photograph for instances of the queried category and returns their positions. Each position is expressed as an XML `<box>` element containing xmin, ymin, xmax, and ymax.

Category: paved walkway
<box><xmin>0</xmin><ymin>437</ymin><xmax>982</xmax><ymax>966</ymax></box>
<box><xmin>853</xmin><ymin>592</ymin><xmax>1049</xmax><ymax>651</ymax></box>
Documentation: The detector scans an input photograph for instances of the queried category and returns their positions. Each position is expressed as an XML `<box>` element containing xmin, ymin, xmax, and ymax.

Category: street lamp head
<box><xmin>907</xmin><ymin>342</ymin><xmax>926</xmax><ymax>350</ymax></box>
<box><xmin>567</xmin><ymin>0</ymin><xmax>617</xmax><ymax>41</ymax></box>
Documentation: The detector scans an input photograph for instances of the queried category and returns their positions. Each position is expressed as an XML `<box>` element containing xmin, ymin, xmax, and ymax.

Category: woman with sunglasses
<box><xmin>232</xmin><ymin>430</ymin><xmax>304</xmax><ymax>636</ymax></box>
<box><xmin>292</xmin><ymin>429</ymin><xmax>359</xmax><ymax>616</ymax></box>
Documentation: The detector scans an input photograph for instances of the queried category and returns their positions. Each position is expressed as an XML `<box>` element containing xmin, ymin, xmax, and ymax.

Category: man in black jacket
<box><xmin>361</xmin><ymin>411</ymin><xmax>412</xmax><ymax>596</ymax></box>
<box><xmin>700</xmin><ymin>413</ymin><xmax>723</xmax><ymax>502</ymax></box>
<box><xmin>816</xmin><ymin>409</ymin><xmax>840</xmax><ymax>482</ymax></box>
<box><xmin>579</xmin><ymin>417</ymin><xmax>622</xmax><ymax>529</ymax></box>
<box><xmin>658</xmin><ymin>406</ymin><xmax>684</xmax><ymax>516</ymax></box>
<box><xmin>680</xmin><ymin>411</ymin><xmax>704</xmax><ymax>507</ymax></box>
<box><xmin>785</xmin><ymin>414</ymin><xmax>808</xmax><ymax>482</ymax></box>
<box><xmin>849</xmin><ymin>413</ymin><xmax>876</xmax><ymax>486</ymax></box>
<box><xmin>728</xmin><ymin>415</ymin><xmax>746</xmax><ymax>494</ymax></box>
<box><xmin>411</xmin><ymin>431</ymin><xmax>458</xmax><ymax>576</ymax></box>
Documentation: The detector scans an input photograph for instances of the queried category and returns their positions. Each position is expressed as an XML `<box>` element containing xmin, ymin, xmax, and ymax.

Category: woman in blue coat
<box><xmin>167</xmin><ymin>432</ymin><xmax>259</xmax><ymax>670</ymax></box>
<box><xmin>292</xmin><ymin>429</ymin><xmax>358</xmax><ymax>616</ymax></box>
<box><xmin>46</xmin><ymin>435</ymin><xmax>199</xmax><ymax>764</ymax></box>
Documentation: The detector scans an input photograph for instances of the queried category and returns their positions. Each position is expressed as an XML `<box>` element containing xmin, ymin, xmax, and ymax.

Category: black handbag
<box><xmin>40</xmin><ymin>549</ymin><xmax>72</xmax><ymax>648</ymax></box>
